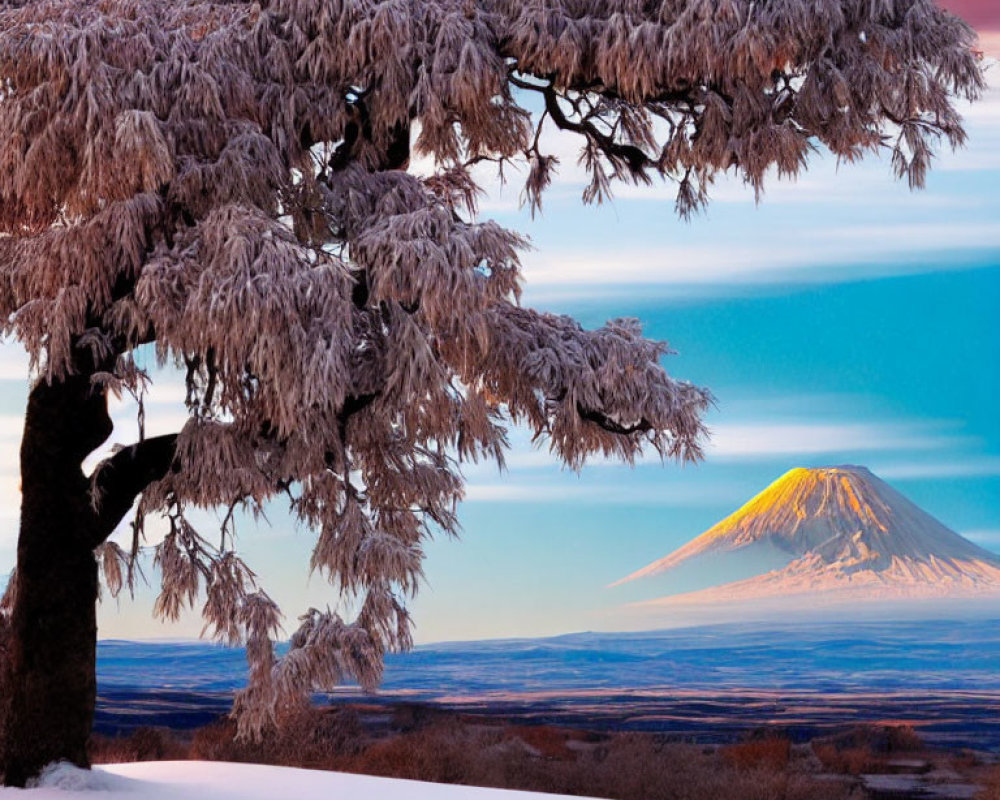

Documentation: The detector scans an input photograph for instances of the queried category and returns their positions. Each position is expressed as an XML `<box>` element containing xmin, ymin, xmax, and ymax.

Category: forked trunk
<box><xmin>0</xmin><ymin>373</ymin><xmax>112</xmax><ymax>787</ymax></box>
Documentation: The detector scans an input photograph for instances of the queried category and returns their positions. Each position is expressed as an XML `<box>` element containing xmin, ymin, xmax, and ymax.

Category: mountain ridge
<box><xmin>614</xmin><ymin>465</ymin><xmax>1000</xmax><ymax>603</ymax></box>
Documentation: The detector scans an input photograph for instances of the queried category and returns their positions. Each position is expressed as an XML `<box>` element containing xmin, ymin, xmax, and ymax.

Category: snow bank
<box><xmin>1</xmin><ymin>761</ymin><xmax>593</xmax><ymax>800</ymax></box>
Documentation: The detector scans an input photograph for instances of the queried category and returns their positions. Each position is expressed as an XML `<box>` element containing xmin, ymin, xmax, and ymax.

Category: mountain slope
<box><xmin>614</xmin><ymin>466</ymin><xmax>1000</xmax><ymax>603</ymax></box>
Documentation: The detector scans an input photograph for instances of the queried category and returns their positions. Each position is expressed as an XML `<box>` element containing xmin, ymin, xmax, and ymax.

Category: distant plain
<box><xmin>96</xmin><ymin>618</ymin><xmax>1000</xmax><ymax>752</ymax></box>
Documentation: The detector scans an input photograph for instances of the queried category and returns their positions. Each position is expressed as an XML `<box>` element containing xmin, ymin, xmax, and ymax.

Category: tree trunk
<box><xmin>0</xmin><ymin>372</ymin><xmax>113</xmax><ymax>787</ymax></box>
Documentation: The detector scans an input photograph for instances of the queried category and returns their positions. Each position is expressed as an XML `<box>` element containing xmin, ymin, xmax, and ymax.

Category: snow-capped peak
<box><xmin>612</xmin><ymin>466</ymin><xmax>1000</xmax><ymax>600</ymax></box>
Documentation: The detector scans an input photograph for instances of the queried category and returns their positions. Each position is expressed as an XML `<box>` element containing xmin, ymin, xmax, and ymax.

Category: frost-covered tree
<box><xmin>0</xmin><ymin>0</ymin><xmax>983</xmax><ymax>785</ymax></box>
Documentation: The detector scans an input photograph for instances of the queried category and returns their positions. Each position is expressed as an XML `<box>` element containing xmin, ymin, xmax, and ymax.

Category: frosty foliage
<box><xmin>94</xmin><ymin>542</ymin><xmax>140</xmax><ymax>600</ymax></box>
<box><xmin>0</xmin><ymin>0</ymin><xmax>982</xmax><ymax>737</ymax></box>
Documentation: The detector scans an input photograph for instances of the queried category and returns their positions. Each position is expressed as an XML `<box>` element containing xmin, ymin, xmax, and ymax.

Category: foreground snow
<box><xmin>1</xmin><ymin>761</ymin><xmax>593</xmax><ymax>799</ymax></box>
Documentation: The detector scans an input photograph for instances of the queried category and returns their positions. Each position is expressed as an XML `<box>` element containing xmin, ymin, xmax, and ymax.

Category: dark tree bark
<box><xmin>0</xmin><ymin>372</ymin><xmax>112</xmax><ymax>786</ymax></box>
<box><xmin>0</xmin><ymin>357</ymin><xmax>181</xmax><ymax>786</ymax></box>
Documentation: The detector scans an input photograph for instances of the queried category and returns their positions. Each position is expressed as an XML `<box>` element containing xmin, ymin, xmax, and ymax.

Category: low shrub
<box><xmin>722</xmin><ymin>736</ymin><xmax>792</xmax><ymax>771</ymax></box>
<box><xmin>89</xmin><ymin>727</ymin><xmax>187</xmax><ymax>763</ymax></box>
<box><xmin>351</xmin><ymin>724</ymin><xmax>478</xmax><ymax>785</ymax></box>
<box><xmin>810</xmin><ymin>724</ymin><xmax>924</xmax><ymax>776</ymax></box>
<box><xmin>188</xmin><ymin>707</ymin><xmax>366</xmax><ymax>769</ymax></box>
<box><xmin>503</xmin><ymin>725</ymin><xmax>577</xmax><ymax>760</ymax></box>
<box><xmin>977</xmin><ymin>765</ymin><xmax>1000</xmax><ymax>800</ymax></box>
<box><xmin>812</xmin><ymin>743</ymin><xmax>880</xmax><ymax>775</ymax></box>
<box><xmin>883</xmin><ymin>725</ymin><xmax>923</xmax><ymax>753</ymax></box>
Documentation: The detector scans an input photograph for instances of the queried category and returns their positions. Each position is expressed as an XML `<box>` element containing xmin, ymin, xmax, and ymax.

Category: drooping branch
<box><xmin>510</xmin><ymin>75</ymin><xmax>655</xmax><ymax>177</ymax></box>
<box><xmin>90</xmin><ymin>433</ymin><xmax>180</xmax><ymax>545</ymax></box>
<box><xmin>328</xmin><ymin>391</ymin><xmax>382</xmax><ymax>468</ymax></box>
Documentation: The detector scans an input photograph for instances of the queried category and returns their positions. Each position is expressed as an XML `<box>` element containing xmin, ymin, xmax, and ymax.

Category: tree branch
<box><xmin>509</xmin><ymin>74</ymin><xmax>671</xmax><ymax>176</ymax></box>
<box><xmin>90</xmin><ymin>433</ymin><xmax>180</xmax><ymax>546</ymax></box>
<box><xmin>549</xmin><ymin>387</ymin><xmax>652</xmax><ymax>436</ymax></box>
<box><xmin>541</xmin><ymin>86</ymin><xmax>650</xmax><ymax>174</ymax></box>
<box><xmin>335</xmin><ymin>392</ymin><xmax>380</xmax><ymax>451</ymax></box>
<box><xmin>329</xmin><ymin>93</ymin><xmax>410</xmax><ymax>173</ymax></box>
<box><xmin>576</xmin><ymin>404</ymin><xmax>652</xmax><ymax>435</ymax></box>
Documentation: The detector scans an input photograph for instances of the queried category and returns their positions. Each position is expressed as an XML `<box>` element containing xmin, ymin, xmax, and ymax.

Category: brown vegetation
<box><xmin>811</xmin><ymin>725</ymin><xmax>925</xmax><ymax>776</ymax></box>
<box><xmin>89</xmin><ymin>708</ymin><xmax>872</xmax><ymax>800</ymax></box>
<box><xmin>977</xmin><ymin>765</ymin><xmax>1000</xmax><ymax>800</ymax></box>
<box><xmin>89</xmin><ymin>727</ymin><xmax>189</xmax><ymax>764</ymax></box>
<box><xmin>722</xmin><ymin>736</ymin><xmax>793</xmax><ymax>772</ymax></box>
<box><xmin>812</xmin><ymin>744</ymin><xmax>881</xmax><ymax>776</ymax></box>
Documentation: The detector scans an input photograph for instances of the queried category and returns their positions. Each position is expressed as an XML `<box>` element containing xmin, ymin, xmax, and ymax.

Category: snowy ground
<box><xmin>0</xmin><ymin>761</ymin><xmax>593</xmax><ymax>799</ymax></box>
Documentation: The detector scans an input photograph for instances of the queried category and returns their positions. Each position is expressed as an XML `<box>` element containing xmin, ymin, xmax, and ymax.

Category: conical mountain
<box><xmin>614</xmin><ymin>466</ymin><xmax>1000</xmax><ymax>601</ymax></box>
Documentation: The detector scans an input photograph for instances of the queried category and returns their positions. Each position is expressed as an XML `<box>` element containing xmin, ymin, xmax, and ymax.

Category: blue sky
<box><xmin>0</xmin><ymin>70</ymin><xmax>997</xmax><ymax>645</ymax></box>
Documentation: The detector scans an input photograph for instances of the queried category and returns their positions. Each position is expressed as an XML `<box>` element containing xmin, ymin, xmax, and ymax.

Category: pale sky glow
<box><xmin>462</xmin><ymin>483</ymin><xmax>740</xmax><ymax>506</ymax></box>
<box><xmin>0</xmin><ymin>65</ymin><xmax>998</xmax><ymax>644</ymax></box>
<box><xmin>704</xmin><ymin>420</ymin><xmax>975</xmax><ymax>458</ymax></box>
<box><xmin>965</xmin><ymin>529</ymin><xmax>1000</xmax><ymax>545</ymax></box>
<box><xmin>517</xmin><ymin>221</ymin><xmax>1000</xmax><ymax>289</ymax></box>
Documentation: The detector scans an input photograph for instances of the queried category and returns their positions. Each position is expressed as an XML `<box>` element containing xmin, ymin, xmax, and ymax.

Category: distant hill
<box><xmin>615</xmin><ymin>466</ymin><xmax>1000</xmax><ymax>605</ymax></box>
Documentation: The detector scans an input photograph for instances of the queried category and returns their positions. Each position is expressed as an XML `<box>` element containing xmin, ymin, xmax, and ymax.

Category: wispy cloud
<box><xmin>964</xmin><ymin>528</ymin><xmax>1000</xmax><ymax>546</ymax></box>
<box><xmin>462</xmin><ymin>481</ymin><xmax>739</xmax><ymax>505</ymax></box>
<box><xmin>707</xmin><ymin>420</ymin><xmax>971</xmax><ymax>460</ymax></box>
<box><xmin>873</xmin><ymin>457</ymin><xmax>1000</xmax><ymax>481</ymax></box>
<box><xmin>519</xmin><ymin>221</ymin><xmax>1000</xmax><ymax>292</ymax></box>
<box><xmin>475</xmin><ymin>418</ymin><xmax>973</xmax><ymax>475</ymax></box>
